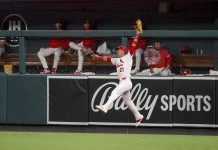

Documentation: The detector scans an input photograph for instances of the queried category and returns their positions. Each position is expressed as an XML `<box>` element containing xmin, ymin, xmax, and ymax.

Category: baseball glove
<box><xmin>136</xmin><ymin>19</ymin><xmax>143</xmax><ymax>34</ymax></box>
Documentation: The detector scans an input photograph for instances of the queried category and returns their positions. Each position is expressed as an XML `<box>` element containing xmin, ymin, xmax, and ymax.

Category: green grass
<box><xmin>0</xmin><ymin>131</ymin><xmax>218</xmax><ymax>150</ymax></box>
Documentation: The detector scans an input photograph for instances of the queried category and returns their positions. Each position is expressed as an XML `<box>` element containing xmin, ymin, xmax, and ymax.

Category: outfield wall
<box><xmin>0</xmin><ymin>74</ymin><xmax>7</xmax><ymax>123</ymax></box>
<box><xmin>0</xmin><ymin>74</ymin><xmax>47</xmax><ymax>125</ymax></box>
<box><xmin>0</xmin><ymin>74</ymin><xmax>218</xmax><ymax>128</ymax></box>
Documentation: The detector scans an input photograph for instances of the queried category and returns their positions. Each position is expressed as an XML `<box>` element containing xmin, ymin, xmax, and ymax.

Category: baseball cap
<box><xmin>117</xmin><ymin>45</ymin><xmax>127</xmax><ymax>53</ymax></box>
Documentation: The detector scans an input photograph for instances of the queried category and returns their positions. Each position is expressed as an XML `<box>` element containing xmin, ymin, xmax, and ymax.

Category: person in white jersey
<box><xmin>91</xmin><ymin>30</ymin><xmax>144</xmax><ymax>127</ymax></box>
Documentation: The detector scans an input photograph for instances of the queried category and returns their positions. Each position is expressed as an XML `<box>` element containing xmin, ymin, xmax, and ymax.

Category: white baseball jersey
<box><xmin>99</xmin><ymin>34</ymin><xmax>143</xmax><ymax>123</ymax></box>
<box><xmin>111</xmin><ymin>52</ymin><xmax>133</xmax><ymax>80</ymax></box>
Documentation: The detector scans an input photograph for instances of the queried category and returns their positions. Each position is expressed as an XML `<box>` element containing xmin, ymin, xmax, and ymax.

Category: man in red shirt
<box><xmin>37</xmin><ymin>21</ymin><xmax>71</xmax><ymax>74</ymax></box>
<box><xmin>130</xmin><ymin>21</ymin><xmax>147</xmax><ymax>74</ymax></box>
<box><xmin>136</xmin><ymin>41</ymin><xmax>172</xmax><ymax>76</ymax></box>
<box><xmin>69</xmin><ymin>19</ymin><xmax>96</xmax><ymax>74</ymax></box>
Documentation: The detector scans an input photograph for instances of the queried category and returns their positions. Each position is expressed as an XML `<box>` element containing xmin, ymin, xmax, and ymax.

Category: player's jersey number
<box><xmin>119</xmin><ymin>67</ymin><xmax>124</xmax><ymax>72</ymax></box>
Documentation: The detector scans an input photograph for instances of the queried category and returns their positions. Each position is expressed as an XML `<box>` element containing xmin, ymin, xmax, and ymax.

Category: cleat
<box><xmin>74</xmin><ymin>70</ymin><xmax>82</xmax><ymax>75</ymax></box>
<box><xmin>135</xmin><ymin>115</ymin><xmax>144</xmax><ymax>127</ymax></box>
<box><xmin>51</xmin><ymin>68</ymin><xmax>57</xmax><ymax>74</ymax></box>
<box><xmin>96</xmin><ymin>105</ymin><xmax>107</xmax><ymax>114</ymax></box>
<box><xmin>40</xmin><ymin>68</ymin><xmax>50</xmax><ymax>74</ymax></box>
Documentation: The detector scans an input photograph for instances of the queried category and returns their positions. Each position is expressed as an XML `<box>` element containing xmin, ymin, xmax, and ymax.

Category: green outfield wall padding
<box><xmin>6</xmin><ymin>75</ymin><xmax>47</xmax><ymax>124</ymax></box>
<box><xmin>0</xmin><ymin>74</ymin><xmax>7</xmax><ymax>123</ymax></box>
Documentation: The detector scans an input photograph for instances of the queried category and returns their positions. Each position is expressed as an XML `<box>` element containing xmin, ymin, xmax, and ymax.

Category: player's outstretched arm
<box><xmin>91</xmin><ymin>54</ymin><xmax>112</xmax><ymax>62</ymax></box>
<box><xmin>129</xmin><ymin>30</ymin><xmax>140</xmax><ymax>55</ymax></box>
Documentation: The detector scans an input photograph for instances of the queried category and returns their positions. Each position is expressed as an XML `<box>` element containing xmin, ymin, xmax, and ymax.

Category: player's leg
<box><xmin>83</xmin><ymin>48</ymin><xmax>94</xmax><ymax>56</ymax></box>
<box><xmin>131</xmin><ymin>48</ymin><xmax>143</xmax><ymax>74</ymax></box>
<box><xmin>136</xmin><ymin>68</ymin><xmax>151</xmax><ymax>76</ymax></box>
<box><xmin>159</xmin><ymin>68</ymin><xmax>171</xmax><ymax>76</ymax></box>
<box><xmin>153</xmin><ymin>68</ymin><xmax>163</xmax><ymax>75</ymax></box>
<box><xmin>75</xmin><ymin>49</ymin><xmax>84</xmax><ymax>74</ymax></box>
<box><xmin>37</xmin><ymin>47</ymin><xmax>56</xmax><ymax>74</ymax></box>
<box><xmin>96</xmin><ymin>80</ymin><xmax>132</xmax><ymax>113</ymax></box>
<box><xmin>69</xmin><ymin>42</ymin><xmax>83</xmax><ymax>51</ymax></box>
<box><xmin>69</xmin><ymin>42</ymin><xmax>86</xmax><ymax>74</ymax></box>
<box><xmin>76</xmin><ymin>47</ymin><xmax>94</xmax><ymax>74</ymax></box>
<box><xmin>122</xmin><ymin>91</ymin><xmax>144</xmax><ymax>127</ymax></box>
<box><xmin>52</xmin><ymin>48</ymin><xmax>64</xmax><ymax>73</ymax></box>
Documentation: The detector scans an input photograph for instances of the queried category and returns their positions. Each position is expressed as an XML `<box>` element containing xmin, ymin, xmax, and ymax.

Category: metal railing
<box><xmin>0</xmin><ymin>30</ymin><xmax>218</xmax><ymax>75</ymax></box>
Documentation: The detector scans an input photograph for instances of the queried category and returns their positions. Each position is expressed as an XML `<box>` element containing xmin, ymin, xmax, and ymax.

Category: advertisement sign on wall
<box><xmin>47</xmin><ymin>76</ymin><xmax>217</xmax><ymax>127</ymax></box>
<box><xmin>88</xmin><ymin>76</ymin><xmax>172</xmax><ymax>126</ymax></box>
<box><xmin>47</xmin><ymin>76</ymin><xmax>88</xmax><ymax>125</ymax></box>
<box><xmin>173</xmin><ymin>77</ymin><xmax>215</xmax><ymax>127</ymax></box>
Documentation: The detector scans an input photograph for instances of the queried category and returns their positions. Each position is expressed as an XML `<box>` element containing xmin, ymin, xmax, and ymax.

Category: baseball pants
<box><xmin>69</xmin><ymin>42</ymin><xmax>94</xmax><ymax>71</ymax></box>
<box><xmin>136</xmin><ymin>67</ymin><xmax>165</xmax><ymax>75</ymax></box>
<box><xmin>132</xmin><ymin>48</ymin><xmax>144</xmax><ymax>71</ymax></box>
<box><xmin>103</xmin><ymin>79</ymin><xmax>142</xmax><ymax>120</ymax></box>
<box><xmin>37</xmin><ymin>47</ymin><xmax>64</xmax><ymax>69</ymax></box>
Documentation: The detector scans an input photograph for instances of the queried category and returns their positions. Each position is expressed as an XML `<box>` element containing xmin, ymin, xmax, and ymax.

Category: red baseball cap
<box><xmin>117</xmin><ymin>45</ymin><xmax>127</xmax><ymax>53</ymax></box>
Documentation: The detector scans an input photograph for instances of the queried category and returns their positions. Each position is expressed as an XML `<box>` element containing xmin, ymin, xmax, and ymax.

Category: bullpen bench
<box><xmin>0</xmin><ymin>53</ymin><xmax>114</xmax><ymax>74</ymax></box>
<box><xmin>0</xmin><ymin>53</ymin><xmax>112</xmax><ymax>66</ymax></box>
<box><xmin>171</xmin><ymin>54</ymin><xmax>214</xmax><ymax>68</ymax></box>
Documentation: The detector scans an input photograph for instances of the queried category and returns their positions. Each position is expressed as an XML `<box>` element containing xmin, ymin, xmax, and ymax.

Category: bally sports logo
<box><xmin>91</xmin><ymin>82</ymin><xmax>212</xmax><ymax>120</ymax></box>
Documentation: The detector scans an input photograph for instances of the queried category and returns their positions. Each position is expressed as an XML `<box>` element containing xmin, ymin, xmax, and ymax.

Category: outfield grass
<box><xmin>0</xmin><ymin>131</ymin><xmax>218</xmax><ymax>150</ymax></box>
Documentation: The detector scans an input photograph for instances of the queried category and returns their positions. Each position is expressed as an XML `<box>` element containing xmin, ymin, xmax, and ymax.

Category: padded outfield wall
<box><xmin>0</xmin><ymin>74</ymin><xmax>218</xmax><ymax>128</ymax></box>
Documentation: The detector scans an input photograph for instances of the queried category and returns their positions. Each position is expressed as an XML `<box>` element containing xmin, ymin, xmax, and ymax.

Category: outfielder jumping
<box><xmin>91</xmin><ymin>20</ymin><xmax>144</xmax><ymax>127</ymax></box>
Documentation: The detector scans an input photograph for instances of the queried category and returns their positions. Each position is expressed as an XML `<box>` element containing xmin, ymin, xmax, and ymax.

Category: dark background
<box><xmin>0</xmin><ymin>0</ymin><xmax>218</xmax><ymax>30</ymax></box>
<box><xmin>1</xmin><ymin>0</ymin><xmax>217</xmax><ymax>56</ymax></box>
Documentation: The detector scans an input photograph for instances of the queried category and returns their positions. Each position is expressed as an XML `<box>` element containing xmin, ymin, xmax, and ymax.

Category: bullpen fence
<box><xmin>0</xmin><ymin>30</ymin><xmax>218</xmax><ymax>75</ymax></box>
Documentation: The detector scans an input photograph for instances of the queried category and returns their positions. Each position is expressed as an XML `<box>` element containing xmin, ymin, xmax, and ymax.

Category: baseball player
<box><xmin>0</xmin><ymin>37</ymin><xmax>5</xmax><ymax>57</ymax></box>
<box><xmin>130</xmin><ymin>21</ymin><xmax>147</xmax><ymax>74</ymax></box>
<box><xmin>136</xmin><ymin>41</ymin><xmax>172</xmax><ymax>76</ymax></box>
<box><xmin>92</xmin><ymin>29</ymin><xmax>144</xmax><ymax>127</ymax></box>
<box><xmin>69</xmin><ymin>19</ymin><xmax>96</xmax><ymax>74</ymax></box>
<box><xmin>37</xmin><ymin>21</ymin><xmax>71</xmax><ymax>74</ymax></box>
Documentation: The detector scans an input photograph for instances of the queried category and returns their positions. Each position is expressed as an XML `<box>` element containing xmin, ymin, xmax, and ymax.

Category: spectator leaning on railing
<box><xmin>136</xmin><ymin>41</ymin><xmax>172</xmax><ymax>76</ymax></box>
<box><xmin>0</xmin><ymin>37</ymin><xmax>5</xmax><ymax>57</ymax></box>
<box><xmin>37</xmin><ymin>20</ymin><xmax>71</xmax><ymax>74</ymax></box>
<box><xmin>69</xmin><ymin>19</ymin><xmax>96</xmax><ymax>74</ymax></box>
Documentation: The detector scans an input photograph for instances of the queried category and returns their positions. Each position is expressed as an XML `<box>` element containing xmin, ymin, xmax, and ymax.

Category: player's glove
<box><xmin>136</xmin><ymin>19</ymin><xmax>143</xmax><ymax>34</ymax></box>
